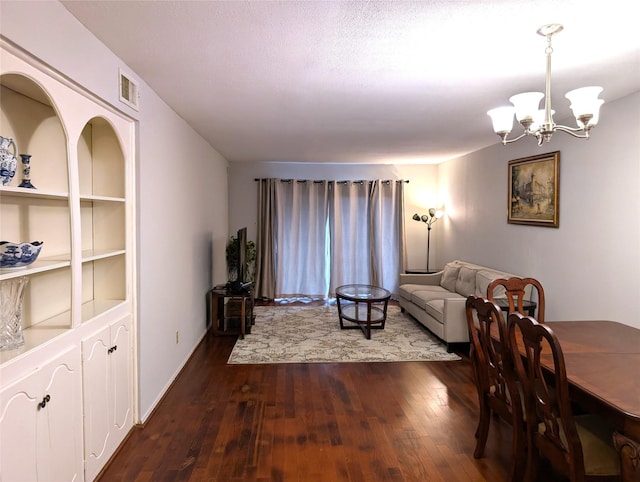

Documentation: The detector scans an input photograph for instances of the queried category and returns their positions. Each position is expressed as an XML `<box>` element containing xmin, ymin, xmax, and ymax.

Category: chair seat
<box><xmin>537</xmin><ymin>408</ymin><xmax>620</xmax><ymax>477</ymax></box>
<box><xmin>575</xmin><ymin>415</ymin><xmax>620</xmax><ymax>476</ymax></box>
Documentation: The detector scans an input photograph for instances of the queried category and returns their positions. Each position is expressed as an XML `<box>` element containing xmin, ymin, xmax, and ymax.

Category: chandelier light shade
<box><xmin>488</xmin><ymin>24</ymin><xmax>604</xmax><ymax>146</ymax></box>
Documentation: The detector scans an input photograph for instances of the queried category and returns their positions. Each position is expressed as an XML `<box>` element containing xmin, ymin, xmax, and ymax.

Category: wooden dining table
<box><xmin>501</xmin><ymin>319</ymin><xmax>640</xmax><ymax>480</ymax></box>
<box><xmin>540</xmin><ymin>321</ymin><xmax>639</xmax><ymax>437</ymax></box>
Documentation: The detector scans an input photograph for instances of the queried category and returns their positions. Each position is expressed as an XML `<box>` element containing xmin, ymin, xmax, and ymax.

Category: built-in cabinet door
<box><xmin>0</xmin><ymin>347</ymin><xmax>83</xmax><ymax>482</ymax></box>
<box><xmin>82</xmin><ymin>325</ymin><xmax>111</xmax><ymax>481</ymax></box>
<box><xmin>82</xmin><ymin>315</ymin><xmax>132</xmax><ymax>481</ymax></box>
<box><xmin>110</xmin><ymin>317</ymin><xmax>132</xmax><ymax>440</ymax></box>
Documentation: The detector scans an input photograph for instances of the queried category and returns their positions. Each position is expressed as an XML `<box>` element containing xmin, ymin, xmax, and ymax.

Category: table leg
<box><xmin>613</xmin><ymin>432</ymin><xmax>640</xmax><ymax>482</ymax></box>
<box><xmin>337</xmin><ymin>296</ymin><xmax>345</xmax><ymax>329</ymax></box>
<box><xmin>381</xmin><ymin>299</ymin><xmax>389</xmax><ymax>329</ymax></box>
<box><xmin>210</xmin><ymin>292</ymin><xmax>220</xmax><ymax>335</ymax></box>
<box><xmin>240</xmin><ymin>297</ymin><xmax>246</xmax><ymax>340</ymax></box>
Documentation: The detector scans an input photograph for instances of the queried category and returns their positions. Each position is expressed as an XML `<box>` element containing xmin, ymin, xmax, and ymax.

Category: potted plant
<box><xmin>225</xmin><ymin>235</ymin><xmax>257</xmax><ymax>282</ymax></box>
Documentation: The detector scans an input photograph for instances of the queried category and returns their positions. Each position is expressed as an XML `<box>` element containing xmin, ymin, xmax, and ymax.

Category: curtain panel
<box><xmin>255</xmin><ymin>178</ymin><xmax>406</xmax><ymax>300</ymax></box>
<box><xmin>255</xmin><ymin>178</ymin><xmax>277</xmax><ymax>299</ymax></box>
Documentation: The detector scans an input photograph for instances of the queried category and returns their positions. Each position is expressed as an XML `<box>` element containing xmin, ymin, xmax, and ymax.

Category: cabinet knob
<box><xmin>38</xmin><ymin>394</ymin><xmax>51</xmax><ymax>410</ymax></box>
<box><xmin>108</xmin><ymin>345</ymin><xmax>118</xmax><ymax>354</ymax></box>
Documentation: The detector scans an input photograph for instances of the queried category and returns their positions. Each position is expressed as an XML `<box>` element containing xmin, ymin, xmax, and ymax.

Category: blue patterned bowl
<box><xmin>0</xmin><ymin>241</ymin><xmax>44</xmax><ymax>268</ymax></box>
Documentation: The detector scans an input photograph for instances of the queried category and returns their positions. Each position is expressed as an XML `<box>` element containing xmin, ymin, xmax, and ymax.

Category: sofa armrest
<box><xmin>442</xmin><ymin>297</ymin><xmax>470</xmax><ymax>343</ymax></box>
<box><xmin>399</xmin><ymin>272</ymin><xmax>443</xmax><ymax>286</ymax></box>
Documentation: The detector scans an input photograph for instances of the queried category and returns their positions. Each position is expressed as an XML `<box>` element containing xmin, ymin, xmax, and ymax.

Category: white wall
<box><xmin>1</xmin><ymin>1</ymin><xmax>230</xmax><ymax>420</ymax></box>
<box><xmin>229</xmin><ymin>94</ymin><xmax>640</xmax><ymax>328</ymax></box>
<box><xmin>228</xmin><ymin>162</ymin><xmax>439</xmax><ymax>270</ymax></box>
<box><xmin>438</xmin><ymin>92</ymin><xmax>640</xmax><ymax>327</ymax></box>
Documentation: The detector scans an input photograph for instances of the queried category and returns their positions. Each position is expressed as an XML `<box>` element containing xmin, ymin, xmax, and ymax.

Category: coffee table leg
<box><xmin>337</xmin><ymin>296</ymin><xmax>345</xmax><ymax>329</ymax></box>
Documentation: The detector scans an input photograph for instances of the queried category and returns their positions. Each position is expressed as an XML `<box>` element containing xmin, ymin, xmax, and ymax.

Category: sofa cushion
<box><xmin>424</xmin><ymin>299</ymin><xmax>445</xmax><ymax>323</ymax></box>
<box><xmin>411</xmin><ymin>289</ymin><xmax>464</xmax><ymax>310</ymax></box>
<box><xmin>455</xmin><ymin>266</ymin><xmax>477</xmax><ymax>296</ymax></box>
<box><xmin>440</xmin><ymin>264</ymin><xmax>460</xmax><ymax>292</ymax></box>
<box><xmin>475</xmin><ymin>269</ymin><xmax>508</xmax><ymax>298</ymax></box>
<box><xmin>398</xmin><ymin>284</ymin><xmax>449</xmax><ymax>300</ymax></box>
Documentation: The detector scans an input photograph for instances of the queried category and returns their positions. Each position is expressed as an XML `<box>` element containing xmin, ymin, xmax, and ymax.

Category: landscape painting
<box><xmin>508</xmin><ymin>151</ymin><xmax>560</xmax><ymax>227</ymax></box>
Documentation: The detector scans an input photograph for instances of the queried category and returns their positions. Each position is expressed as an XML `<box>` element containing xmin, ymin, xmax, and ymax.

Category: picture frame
<box><xmin>508</xmin><ymin>151</ymin><xmax>560</xmax><ymax>227</ymax></box>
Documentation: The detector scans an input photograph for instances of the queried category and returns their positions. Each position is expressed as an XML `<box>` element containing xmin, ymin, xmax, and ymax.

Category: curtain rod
<box><xmin>254</xmin><ymin>178</ymin><xmax>409</xmax><ymax>184</ymax></box>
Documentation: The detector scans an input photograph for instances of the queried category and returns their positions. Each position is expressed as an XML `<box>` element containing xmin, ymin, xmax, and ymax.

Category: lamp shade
<box><xmin>576</xmin><ymin>99</ymin><xmax>604</xmax><ymax>127</ymax></box>
<box><xmin>509</xmin><ymin>92</ymin><xmax>544</xmax><ymax>123</ymax></box>
<box><xmin>566</xmin><ymin>87</ymin><xmax>604</xmax><ymax>126</ymax></box>
<box><xmin>487</xmin><ymin>106</ymin><xmax>515</xmax><ymax>134</ymax></box>
<box><xmin>565</xmin><ymin>86</ymin><xmax>603</xmax><ymax>114</ymax></box>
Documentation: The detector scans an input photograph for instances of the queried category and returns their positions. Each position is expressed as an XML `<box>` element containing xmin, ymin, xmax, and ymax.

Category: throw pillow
<box><xmin>455</xmin><ymin>266</ymin><xmax>477</xmax><ymax>296</ymax></box>
<box><xmin>476</xmin><ymin>269</ymin><xmax>507</xmax><ymax>298</ymax></box>
<box><xmin>440</xmin><ymin>264</ymin><xmax>460</xmax><ymax>292</ymax></box>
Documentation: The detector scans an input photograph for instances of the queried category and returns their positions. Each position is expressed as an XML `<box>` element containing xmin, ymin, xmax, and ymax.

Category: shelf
<box><xmin>81</xmin><ymin>249</ymin><xmax>126</xmax><ymax>263</ymax></box>
<box><xmin>0</xmin><ymin>186</ymin><xmax>69</xmax><ymax>200</ymax></box>
<box><xmin>0</xmin><ymin>257</ymin><xmax>71</xmax><ymax>281</ymax></box>
<box><xmin>0</xmin><ymin>310</ymin><xmax>71</xmax><ymax>365</ymax></box>
<box><xmin>79</xmin><ymin>194</ymin><xmax>125</xmax><ymax>203</ymax></box>
<box><xmin>341</xmin><ymin>304</ymin><xmax>386</xmax><ymax>323</ymax></box>
<box><xmin>81</xmin><ymin>299</ymin><xmax>126</xmax><ymax>323</ymax></box>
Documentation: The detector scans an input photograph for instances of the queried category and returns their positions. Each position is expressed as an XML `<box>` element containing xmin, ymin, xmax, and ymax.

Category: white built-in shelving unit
<box><xmin>0</xmin><ymin>40</ymin><xmax>135</xmax><ymax>481</ymax></box>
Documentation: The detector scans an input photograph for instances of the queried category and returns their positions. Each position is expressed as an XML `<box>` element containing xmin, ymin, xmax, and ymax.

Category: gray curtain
<box><xmin>328</xmin><ymin>180</ymin><xmax>405</xmax><ymax>296</ymax></box>
<box><xmin>274</xmin><ymin>180</ymin><xmax>330</xmax><ymax>299</ymax></box>
<box><xmin>328</xmin><ymin>181</ymin><xmax>371</xmax><ymax>293</ymax></box>
<box><xmin>369</xmin><ymin>180</ymin><xmax>405</xmax><ymax>295</ymax></box>
<box><xmin>255</xmin><ymin>179</ymin><xmax>277</xmax><ymax>299</ymax></box>
<box><xmin>256</xmin><ymin>178</ymin><xmax>405</xmax><ymax>300</ymax></box>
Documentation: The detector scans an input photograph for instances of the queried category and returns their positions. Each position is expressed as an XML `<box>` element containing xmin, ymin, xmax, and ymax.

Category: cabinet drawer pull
<box><xmin>38</xmin><ymin>394</ymin><xmax>51</xmax><ymax>410</ymax></box>
<box><xmin>108</xmin><ymin>345</ymin><xmax>118</xmax><ymax>354</ymax></box>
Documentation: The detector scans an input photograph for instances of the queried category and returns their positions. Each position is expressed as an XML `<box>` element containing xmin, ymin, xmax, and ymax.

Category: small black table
<box><xmin>492</xmin><ymin>298</ymin><xmax>537</xmax><ymax>317</ymax></box>
<box><xmin>207</xmin><ymin>287</ymin><xmax>254</xmax><ymax>339</ymax></box>
<box><xmin>335</xmin><ymin>284</ymin><xmax>391</xmax><ymax>339</ymax></box>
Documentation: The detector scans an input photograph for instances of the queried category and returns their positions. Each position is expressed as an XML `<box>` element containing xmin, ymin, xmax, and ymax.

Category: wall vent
<box><xmin>119</xmin><ymin>69</ymin><xmax>139</xmax><ymax>110</ymax></box>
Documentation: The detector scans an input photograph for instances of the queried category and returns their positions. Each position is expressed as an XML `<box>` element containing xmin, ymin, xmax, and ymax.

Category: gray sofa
<box><xmin>398</xmin><ymin>260</ymin><xmax>530</xmax><ymax>350</ymax></box>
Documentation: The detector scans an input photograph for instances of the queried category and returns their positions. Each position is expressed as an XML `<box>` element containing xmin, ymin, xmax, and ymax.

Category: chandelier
<box><xmin>487</xmin><ymin>24</ymin><xmax>604</xmax><ymax>146</ymax></box>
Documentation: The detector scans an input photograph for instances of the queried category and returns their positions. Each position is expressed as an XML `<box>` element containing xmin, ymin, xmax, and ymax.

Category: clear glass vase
<box><xmin>0</xmin><ymin>277</ymin><xmax>29</xmax><ymax>351</ymax></box>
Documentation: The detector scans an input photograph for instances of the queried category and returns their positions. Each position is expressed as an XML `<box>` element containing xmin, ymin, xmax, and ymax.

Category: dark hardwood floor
<box><xmin>98</xmin><ymin>302</ymin><xmax>562</xmax><ymax>482</ymax></box>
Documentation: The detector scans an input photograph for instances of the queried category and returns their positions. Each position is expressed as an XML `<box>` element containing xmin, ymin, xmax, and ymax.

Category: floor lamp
<box><xmin>412</xmin><ymin>208</ymin><xmax>443</xmax><ymax>273</ymax></box>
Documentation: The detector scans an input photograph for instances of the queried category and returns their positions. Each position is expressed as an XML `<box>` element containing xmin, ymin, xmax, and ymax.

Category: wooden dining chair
<box><xmin>487</xmin><ymin>277</ymin><xmax>545</xmax><ymax>323</ymax></box>
<box><xmin>506</xmin><ymin>312</ymin><xmax>621</xmax><ymax>482</ymax></box>
<box><xmin>465</xmin><ymin>295</ymin><xmax>525</xmax><ymax>482</ymax></box>
<box><xmin>613</xmin><ymin>432</ymin><xmax>640</xmax><ymax>482</ymax></box>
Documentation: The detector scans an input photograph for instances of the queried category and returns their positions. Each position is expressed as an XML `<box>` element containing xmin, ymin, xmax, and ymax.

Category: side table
<box><xmin>493</xmin><ymin>298</ymin><xmax>537</xmax><ymax>317</ymax></box>
<box><xmin>208</xmin><ymin>287</ymin><xmax>255</xmax><ymax>339</ymax></box>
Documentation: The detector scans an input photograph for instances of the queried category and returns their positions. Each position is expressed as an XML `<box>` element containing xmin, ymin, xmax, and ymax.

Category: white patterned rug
<box><xmin>227</xmin><ymin>305</ymin><xmax>461</xmax><ymax>364</ymax></box>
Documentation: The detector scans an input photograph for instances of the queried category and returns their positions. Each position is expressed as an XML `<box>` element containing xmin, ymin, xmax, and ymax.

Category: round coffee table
<box><xmin>335</xmin><ymin>284</ymin><xmax>391</xmax><ymax>339</ymax></box>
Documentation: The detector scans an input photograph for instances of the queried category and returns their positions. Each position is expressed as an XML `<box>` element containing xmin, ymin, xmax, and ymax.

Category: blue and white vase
<box><xmin>0</xmin><ymin>136</ymin><xmax>18</xmax><ymax>186</ymax></box>
<box><xmin>18</xmin><ymin>154</ymin><xmax>36</xmax><ymax>189</ymax></box>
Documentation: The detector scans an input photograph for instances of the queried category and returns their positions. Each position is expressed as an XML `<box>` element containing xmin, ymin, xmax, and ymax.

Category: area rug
<box><xmin>227</xmin><ymin>305</ymin><xmax>461</xmax><ymax>364</ymax></box>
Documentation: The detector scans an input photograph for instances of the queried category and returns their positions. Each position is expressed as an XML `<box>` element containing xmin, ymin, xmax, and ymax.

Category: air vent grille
<box><xmin>119</xmin><ymin>69</ymin><xmax>139</xmax><ymax>110</ymax></box>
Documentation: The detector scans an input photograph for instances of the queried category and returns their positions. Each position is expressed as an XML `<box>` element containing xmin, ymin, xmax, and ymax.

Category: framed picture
<box><xmin>508</xmin><ymin>151</ymin><xmax>560</xmax><ymax>227</ymax></box>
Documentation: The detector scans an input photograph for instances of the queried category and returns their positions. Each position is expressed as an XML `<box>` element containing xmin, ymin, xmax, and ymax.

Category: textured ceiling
<box><xmin>61</xmin><ymin>0</ymin><xmax>640</xmax><ymax>164</ymax></box>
